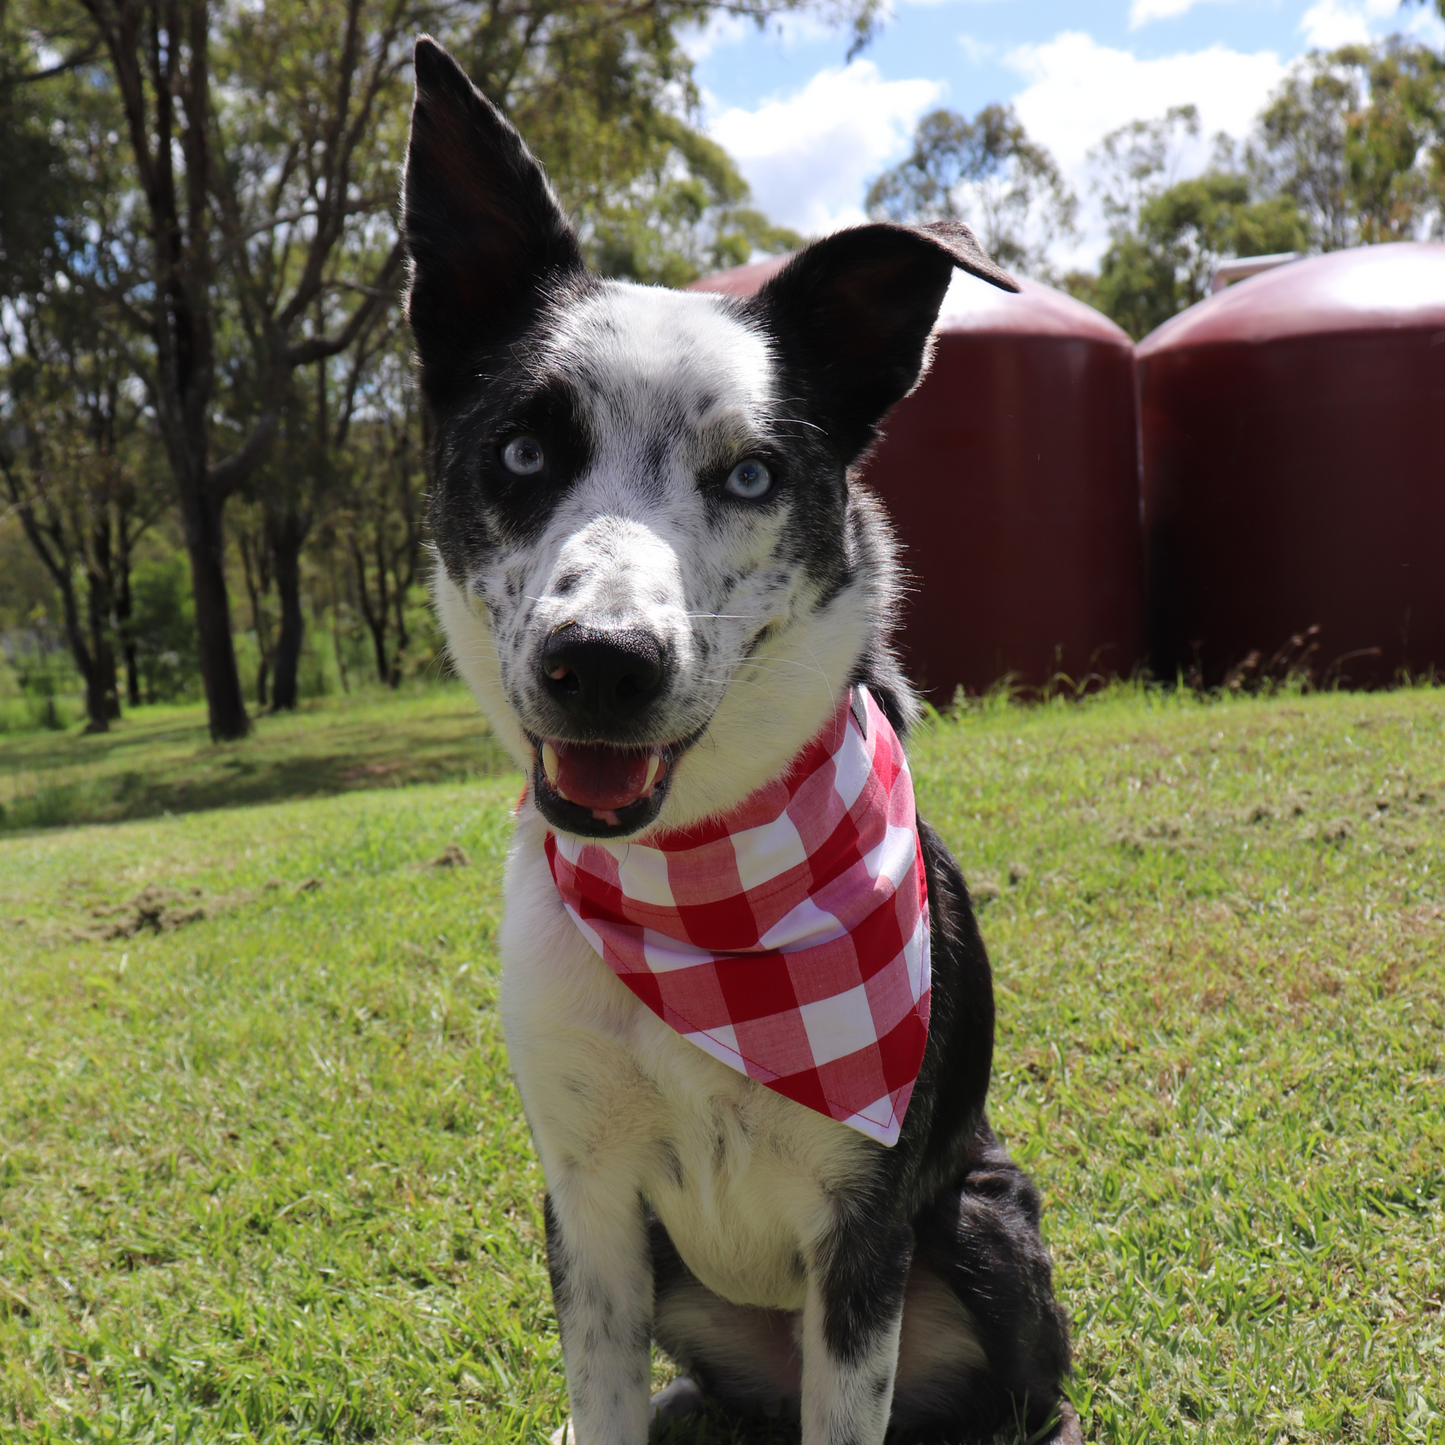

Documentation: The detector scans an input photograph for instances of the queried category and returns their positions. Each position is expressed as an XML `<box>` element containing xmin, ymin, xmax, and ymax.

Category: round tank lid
<box><xmin>687</xmin><ymin>249</ymin><xmax>1129</xmax><ymax>344</ymax></box>
<box><xmin>685</xmin><ymin>254</ymin><xmax>791</xmax><ymax>296</ymax></box>
<box><xmin>1137</xmin><ymin>241</ymin><xmax>1445</xmax><ymax>355</ymax></box>
<box><xmin>934</xmin><ymin>269</ymin><xmax>1131</xmax><ymax>344</ymax></box>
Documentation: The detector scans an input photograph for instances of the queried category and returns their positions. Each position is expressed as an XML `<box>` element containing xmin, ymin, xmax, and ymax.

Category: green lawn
<box><xmin>1</xmin><ymin>685</ymin><xmax>1442</xmax><ymax>1443</ymax></box>
<box><xmin>0</xmin><ymin>685</ymin><xmax>512</xmax><ymax>835</ymax></box>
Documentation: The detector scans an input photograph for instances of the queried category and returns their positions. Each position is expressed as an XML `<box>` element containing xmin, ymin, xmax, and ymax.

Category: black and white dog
<box><xmin>403</xmin><ymin>36</ymin><xmax>1077</xmax><ymax>1445</ymax></box>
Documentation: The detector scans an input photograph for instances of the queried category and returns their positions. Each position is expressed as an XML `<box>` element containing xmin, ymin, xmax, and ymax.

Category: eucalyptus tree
<box><xmin>12</xmin><ymin>0</ymin><xmax>864</xmax><ymax>735</ymax></box>
<box><xmin>1251</xmin><ymin>40</ymin><xmax>1444</xmax><ymax>250</ymax></box>
<box><xmin>866</xmin><ymin>104</ymin><xmax>1077</xmax><ymax>280</ymax></box>
<box><xmin>0</xmin><ymin>21</ymin><xmax>168</xmax><ymax>729</ymax></box>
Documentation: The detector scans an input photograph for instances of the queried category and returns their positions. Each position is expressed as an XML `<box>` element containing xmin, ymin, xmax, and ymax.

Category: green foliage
<box><xmin>1079</xmin><ymin>104</ymin><xmax>1308</xmax><ymax>339</ymax></box>
<box><xmin>0</xmin><ymin>685</ymin><xmax>1442</xmax><ymax>1441</ymax></box>
<box><xmin>459</xmin><ymin>0</ymin><xmax>808</xmax><ymax>285</ymax></box>
<box><xmin>0</xmin><ymin>31</ymin><xmax>77</xmax><ymax>302</ymax></box>
<box><xmin>866</xmin><ymin>104</ymin><xmax>1077</xmax><ymax>279</ymax></box>
<box><xmin>1251</xmin><ymin>39</ymin><xmax>1445</xmax><ymax>251</ymax></box>
<box><xmin>127</xmin><ymin>555</ymin><xmax>200</xmax><ymax>705</ymax></box>
<box><xmin>1</xmin><ymin>0</ymin><xmax>843</xmax><ymax>741</ymax></box>
<box><xmin>587</xmin><ymin>121</ymin><xmax>802</xmax><ymax>286</ymax></box>
<box><xmin>0</xmin><ymin>647</ymin><xmax>78</xmax><ymax>735</ymax></box>
<box><xmin>1093</xmin><ymin>174</ymin><xmax>1308</xmax><ymax>340</ymax></box>
<box><xmin>1078</xmin><ymin>39</ymin><xmax>1445</xmax><ymax>339</ymax></box>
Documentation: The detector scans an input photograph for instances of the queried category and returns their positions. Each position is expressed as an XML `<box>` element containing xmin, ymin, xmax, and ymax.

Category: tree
<box><xmin>1250</xmin><ymin>40</ymin><xmax>1444</xmax><ymax>250</ymax></box>
<box><xmin>587</xmin><ymin>121</ymin><xmax>801</xmax><ymax>286</ymax></box>
<box><xmin>0</xmin><ymin>313</ymin><xmax>169</xmax><ymax>731</ymax></box>
<box><xmin>1075</xmin><ymin>105</ymin><xmax>1307</xmax><ymax>339</ymax></box>
<box><xmin>0</xmin><ymin>35</ymin><xmax>167</xmax><ymax>728</ymax></box>
<box><xmin>45</xmin><ymin>0</ymin><xmax>426</xmax><ymax>739</ymax></box>
<box><xmin>305</xmin><ymin>318</ymin><xmax>427</xmax><ymax>690</ymax></box>
<box><xmin>11</xmin><ymin>0</ymin><xmax>852</xmax><ymax>733</ymax></box>
<box><xmin>1071</xmin><ymin>40</ymin><xmax>1442</xmax><ymax>337</ymax></box>
<box><xmin>865</xmin><ymin>104</ymin><xmax>1077</xmax><ymax>279</ymax></box>
<box><xmin>215</xmin><ymin>0</ymin><xmax>815</xmax><ymax>708</ymax></box>
<box><xmin>1090</xmin><ymin>104</ymin><xmax>1203</xmax><ymax>240</ymax></box>
<box><xmin>1092</xmin><ymin>174</ymin><xmax>1307</xmax><ymax>339</ymax></box>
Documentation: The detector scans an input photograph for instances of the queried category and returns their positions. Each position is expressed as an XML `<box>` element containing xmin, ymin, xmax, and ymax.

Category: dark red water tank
<box><xmin>1138</xmin><ymin>242</ymin><xmax>1445</xmax><ymax>686</ymax></box>
<box><xmin>690</xmin><ymin>259</ymin><xmax>1145</xmax><ymax>701</ymax></box>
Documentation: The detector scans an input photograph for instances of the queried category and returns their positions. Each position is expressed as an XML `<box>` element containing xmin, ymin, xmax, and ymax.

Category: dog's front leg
<box><xmin>800</xmin><ymin>1216</ymin><xmax>914</xmax><ymax>1445</ymax></box>
<box><xmin>544</xmin><ymin>1181</ymin><xmax>652</xmax><ymax>1445</ymax></box>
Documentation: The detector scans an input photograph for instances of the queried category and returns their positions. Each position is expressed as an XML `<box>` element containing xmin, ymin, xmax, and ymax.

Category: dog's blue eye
<box><xmin>501</xmin><ymin>436</ymin><xmax>545</xmax><ymax>476</ymax></box>
<box><xmin>725</xmin><ymin>458</ymin><xmax>772</xmax><ymax>500</ymax></box>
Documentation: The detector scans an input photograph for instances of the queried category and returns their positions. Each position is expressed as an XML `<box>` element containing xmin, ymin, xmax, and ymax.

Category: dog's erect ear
<box><xmin>751</xmin><ymin>220</ymin><xmax>1018</xmax><ymax>462</ymax></box>
<box><xmin>403</xmin><ymin>36</ymin><xmax>585</xmax><ymax>402</ymax></box>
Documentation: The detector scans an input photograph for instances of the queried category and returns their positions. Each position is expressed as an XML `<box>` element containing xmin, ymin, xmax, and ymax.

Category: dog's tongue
<box><xmin>542</xmin><ymin>740</ymin><xmax>665</xmax><ymax>812</ymax></box>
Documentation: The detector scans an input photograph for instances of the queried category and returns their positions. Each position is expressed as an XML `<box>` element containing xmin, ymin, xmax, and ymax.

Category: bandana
<box><xmin>543</xmin><ymin>687</ymin><xmax>930</xmax><ymax>1145</ymax></box>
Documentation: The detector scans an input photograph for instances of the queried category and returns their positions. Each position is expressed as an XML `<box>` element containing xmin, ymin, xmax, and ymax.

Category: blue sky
<box><xmin>685</xmin><ymin>0</ymin><xmax>1445</xmax><ymax>266</ymax></box>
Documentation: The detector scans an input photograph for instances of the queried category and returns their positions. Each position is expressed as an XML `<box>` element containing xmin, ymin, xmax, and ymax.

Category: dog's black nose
<box><xmin>542</xmin><ymin>624</ymin><xmax>666</xmax><ymax>728</ymax></box>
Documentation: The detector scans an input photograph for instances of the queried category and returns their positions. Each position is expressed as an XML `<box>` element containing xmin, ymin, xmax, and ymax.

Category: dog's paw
<box><xmin>1038</xmin><ymin>1398</ymin><xmax>1085</xmax><ymax>1445</ymax></box>
<box><xmin>547</xmin><ymin>1379</ymin><xmax>704</xmax><ymax>1445</ymax></box>
<box><xmin>649</xmin><ymin>1376</ymin><xmax>706</xmax><ymax>1435</ymax></box>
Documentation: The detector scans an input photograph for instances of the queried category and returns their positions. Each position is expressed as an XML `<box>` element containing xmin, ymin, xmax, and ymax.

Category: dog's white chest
<box><xmin>498</xmin><ymin>813</ymin><xmax>871</xmax><ymax>1311</ymax></box>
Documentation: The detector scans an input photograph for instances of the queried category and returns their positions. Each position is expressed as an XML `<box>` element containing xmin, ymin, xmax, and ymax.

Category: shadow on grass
<box><xmin>649</xmin><ymin>1399</ymin><xmax>1071</xmax><ymax>1445</ymax></box>
<box><xmin>0</xmin><ymin>688</ymin><xmax>517</xmax><ymax>834</ymax></box>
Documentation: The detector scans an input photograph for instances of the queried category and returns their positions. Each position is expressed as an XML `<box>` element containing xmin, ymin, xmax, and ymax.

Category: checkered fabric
<box><xmin>544</xmin><ymin>687</ymin><xmax>930</xmax><ymax>1145</ymax></box>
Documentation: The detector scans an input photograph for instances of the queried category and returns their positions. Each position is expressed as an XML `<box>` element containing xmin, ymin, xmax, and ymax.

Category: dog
<box><xmin>402</xmin><ymin>36</ymin><xmax>1078</xmax><ymax>1445</ymax></box>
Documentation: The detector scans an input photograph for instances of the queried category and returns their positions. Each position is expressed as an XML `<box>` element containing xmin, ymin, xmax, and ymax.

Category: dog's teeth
<box><xmin>542</xmin><ymin>741</ymin><xmax>561</xmax><ymax>789</ymax></box>
<box><xmin>644</xmin><ymin>755</ymin><xmax>661</xmax><ymax>790</ymax></box>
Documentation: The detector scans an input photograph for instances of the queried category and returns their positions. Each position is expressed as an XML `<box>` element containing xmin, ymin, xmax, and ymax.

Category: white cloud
<box><xmin>706</xmin><ymin>62</ymin><xmax>943</xmax><ymax>235</ymax></box>
<box><xmin>1005</xmin><ymin>32</ymin><xmax>1284</xmax><ymax>172</ymax></box>
<box><xmin>1129</xmin><ymin>0</ymin><xmax>1209</xmax><ymax>27</ymax></box>
<box><xmin>1403</xmin><ymin>3</ymin><xmax>1445</xmax><ymax>45</ymax></box>
<box><xmin>957</xmin><ymin>33</ymin><xmax>998</xmax><ymax>64</ymax></box>
<box><xmin>679</xmin><ymin>13</ymin><xmax>752</xmax><ymax>61</ymax></box>
<box><xmin>998</xmin><ymin>31</ymin><xmax>1286</xmax><ymax>269</ymax></box>
<box><xmin>681</xmin><ymin>9</ymin><xmax>838</xmax><ymax>60</ymax></box>
<box><xmin>1298</xmin><ymin>0</ymin><xmax>1399</xmax><ymax>49</ymax></box>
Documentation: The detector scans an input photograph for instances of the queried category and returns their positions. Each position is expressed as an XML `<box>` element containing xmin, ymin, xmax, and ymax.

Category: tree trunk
<box><xmin>179</xmin><ymin>476</ymin><xmax>250</xmax><ymax>741</ymax></box>
<box><xmin>52</xmin><ymin>563</ymin><xmax>103</xmax><ymax>732</ymax></box>
<box><xmin>115</xmin><ymin>537</ymin><xmax>141</xmax><ymax>709</ymax></box>
<box><xmin>1</xmin><ymin>458</ymin><xmax>106</xmax><ymax>732</ymax></box>
<box><xmin>83</xmin><ymin>584</ymin><xmax>119</xmax><ymax>732</ymax></box>
<box><xmin>354</xmin><ymin>537</ymin><xmax>390</xmax><ymax>685</ymax></box>
<box><xmin>329</xmin><ymin>553</ymin><xmax>351</xmax><ymax>695</ymax></box>
<box><xmin>389</xmin><ymin>562</ymin><xmax>409</xmax><ymax>689</ymax></box>
<box><xmin>268</xmin><ymin>504</ymin><xmax>309</xmax><ymax>711</ymax></box>
<box><xmin>83</xmin><ymin>523</ymin><xmax>120</xmax><ymax>731</ymax></box>
<box><xmin>51</xmin><ymin>558</ymin><xmax>105</xmax><ymax>733</ymax></box>
<box><xmin>84</xmin><ymin>0</ymin><xmax>253</xmax><ymax>742</ymax></box>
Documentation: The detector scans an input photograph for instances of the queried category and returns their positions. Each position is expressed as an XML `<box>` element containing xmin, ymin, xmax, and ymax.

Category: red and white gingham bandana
<box><xmin>543</xmin><ymin>687</ymin><xmax>930</xmax><ymax>1145</ymax></box>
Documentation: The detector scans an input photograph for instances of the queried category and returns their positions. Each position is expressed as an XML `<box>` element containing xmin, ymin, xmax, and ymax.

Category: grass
<box><xmin>0</xmin><ymin>684</ymin><xmax>512</xmax><ymax>834</ymax></box>
<box><xmin>1</xmin><ymin>683</ymin><xmax>1442</xmax><ymax>1443</ymax></box>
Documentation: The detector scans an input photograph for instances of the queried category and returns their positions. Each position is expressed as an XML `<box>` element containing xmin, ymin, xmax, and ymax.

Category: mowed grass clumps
<box><xmin>1</xmin><ymin>686</ymin><xmax>1442</xmax><ymax>1444</ymax></box>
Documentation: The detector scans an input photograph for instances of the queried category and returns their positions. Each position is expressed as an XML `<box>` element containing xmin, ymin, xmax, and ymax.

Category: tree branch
<box><xmin>3</xmin><ymin>36</ymin><xmax>104</xmax><ymax>85</ymax></box>
<box><xmin>283</xmin><ymin>240</ymin><xmax>404</xmax><ymax>368</ymax></box>
<box><xmin>206</xmin><ymin>406</ymin><xmax>279</xmax><ymax>500</ymax></box>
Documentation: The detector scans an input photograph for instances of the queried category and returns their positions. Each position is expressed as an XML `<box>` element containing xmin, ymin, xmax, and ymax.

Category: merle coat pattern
<box><xmin>402</xmin><ymin>36</ymin><xmax>1077</xmax><ymax>1445</ymax></box>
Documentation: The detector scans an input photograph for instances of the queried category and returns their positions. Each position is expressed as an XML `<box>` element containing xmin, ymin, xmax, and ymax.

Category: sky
<box><xmin>684</xmin><ymin>0</ymin><xmax>1445</xmax><ymax>269</ymax></box>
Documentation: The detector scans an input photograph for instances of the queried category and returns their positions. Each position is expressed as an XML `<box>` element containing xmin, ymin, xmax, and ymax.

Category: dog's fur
<box><xmin>403</xmin><ymin>36</ymin><xmax>1076</xmax><ymax>1445</ymax></box>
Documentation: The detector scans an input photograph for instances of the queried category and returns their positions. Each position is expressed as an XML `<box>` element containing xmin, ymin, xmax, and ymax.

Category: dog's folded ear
<box><xmin>403</xmin><ymin>36</ymin><xmax>586</xmax><ymax>404</ymax></box>
<box><xmin>751</xmin><ymin>221</ymin><xmax>1018</xmax><ymax>463</ymax></box>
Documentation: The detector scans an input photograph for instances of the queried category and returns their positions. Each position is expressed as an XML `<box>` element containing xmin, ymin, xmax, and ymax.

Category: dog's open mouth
<box><xmin>530</xmin><ymin>736</ymin><xmax>678</xmax><ymax>838</ymax></box>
